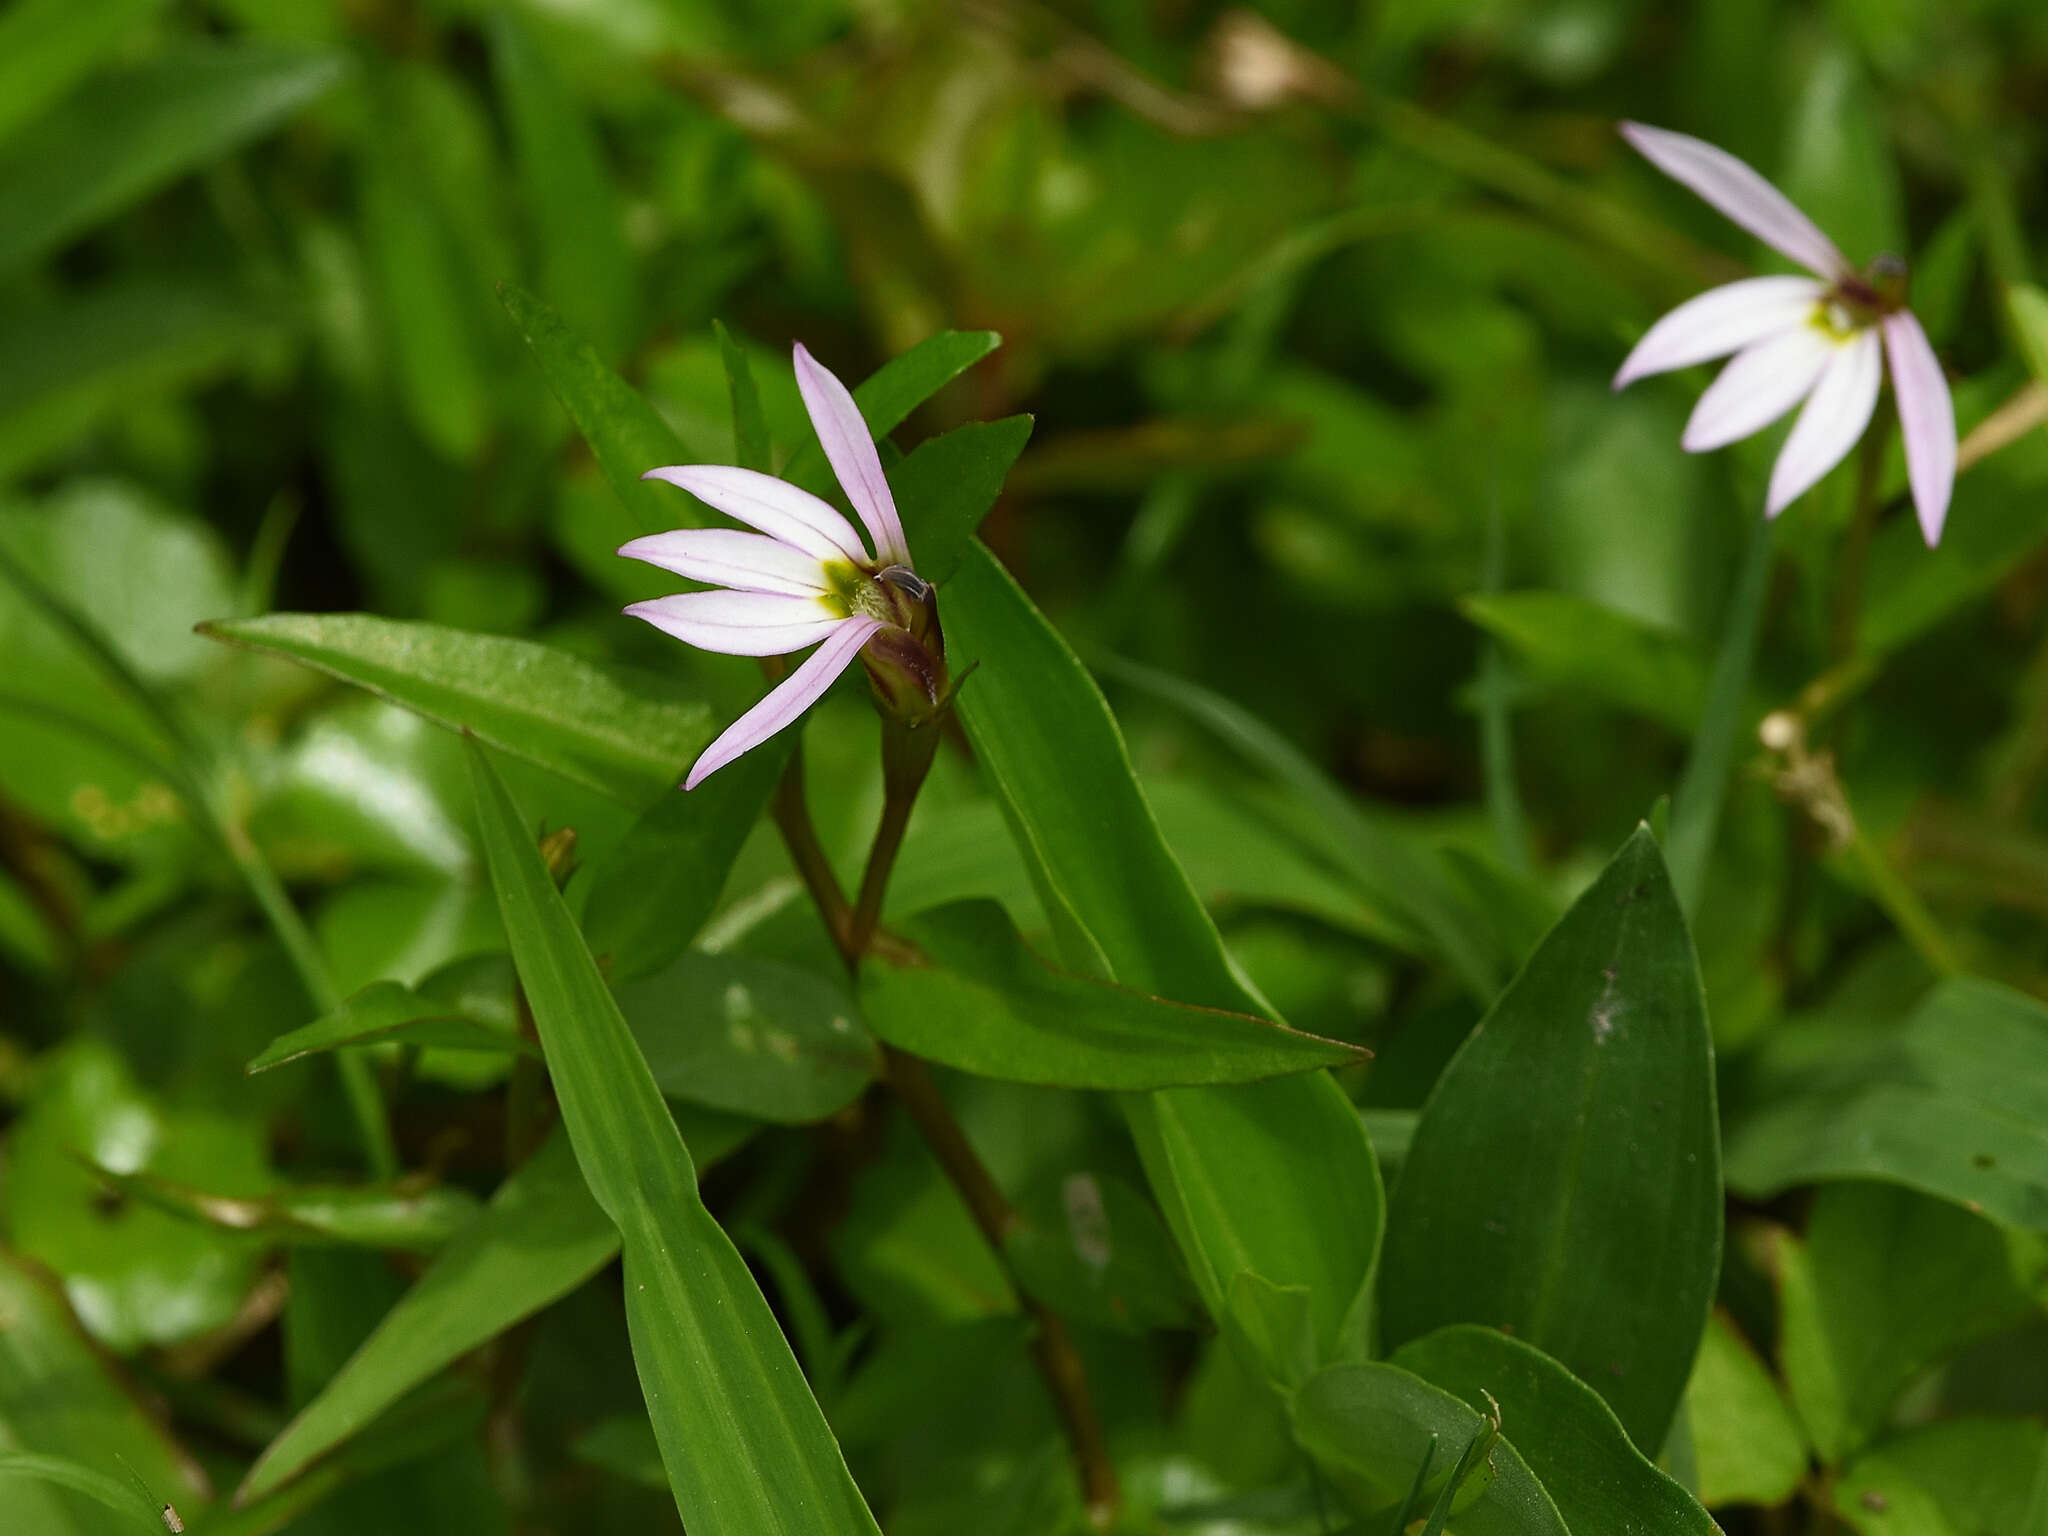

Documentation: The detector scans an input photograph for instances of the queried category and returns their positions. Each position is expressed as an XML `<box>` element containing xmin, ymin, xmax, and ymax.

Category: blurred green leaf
<box><xmin>616</xmin><ymin>949</ymin><xmax>880</xmax><ymax>1122</ymax></box>
<box><xmin>0</xmin><ymin>284</ymin><xmax>280</xmax><ymax>485</ymax></box>
<box><xmin>945</xmin><ymin>541</ymin><xmax>1385</xmax><ymax>1359</ymax></box>
<box><xmin>0</xmin><ymin>0</ymin><xmax>163</xmax><ymax>148</ymax></box>
<box><xmin>467</xmin><ymin>738</ymin><xmax>883</xmax><ymax>1534</ymax></box>
<box><xmin>87</xmin><ymin>1163</ymin><xmax>480</xmax><ymax>1251</ymax></box>
<box><xmin>1222</xmin><ymin>1271</ymin><xmax>1319</xmax><ymax>1396</ymax></box>
<box><xmin>1108</xmin><ymin>657</ymin><xmax>1508</xmax><ymax>998</ymax></box>
<box><xmin>361</xmin><ymin>84</ymin><xmax>490</xmax><ymax>461</ymax></box>
<box><xmin>1381</xmin><ymin>827</ymin><xmax>1721</xmax><ymax>1453</ymax></box>
<box><xmin>890</xmin><ymin>416</ymin><xmax>1033</xmax><ymax>585</ymax></box>
<box><xmin>1834</xmin><ymin>1417</ymin><xmax>2048</xmax><ymax>1536</ymax></box>
<box><xmin>0</xmin><ymin>1249</ymin><xmax>209</xmax><ymax>1534</ymax></box>
<box><xmin>8</xmin><ymin>1039</ymin><xmax>268</xmax><ymax>1351</ymax></box>
<box><xmin>247</xmin><ymin>979</ymin><xmax>536</xmax><ymax>1074</ymax></box>
<box><xmin>0</xmin><ymin>43</ymin><xmax>346</xmax><ymax>276</ymax></box>
<box><xmin>716</xmin><ymin>320</ymin><xmax>771</xmax><ymax>472</ymax></box>
<box><xmin>1725</xmin><ymin>976</ymin><xmax>2048</xmax><ymax>1228</ymax></box>
<box><xmin>2007</xmin><ymin>283</ymin><xmax>2048</xmax><ymax>391</ymax></box>
<box><xmin>1460</xmin><ymin>590</ymin><xmax>1707</xmax><ymax>731</ymax></box>
<box><xmin>490</xmin><ymin>9</ymin><xmax>635</xmax><ymax>360</ymax></box>
<box><xmin>1683</xmin><ymin>1311</ymin><xmax>1808</xmax><ymax>1509</ymax></box>
<box><xmin>1776</xmin><ymin>1182</ymin><xmax>2043</xmax><ymax>1464</ymax></box>
<box><xmin>580</xmin><ymin>740</ymin><xmax>788</xmax><ymax>982</ymax></box>
<box><xmin>1393</xmin><ymin>1325</ymin><xmax>1720</xmax><ymax>1535</ymax></box>
<box><xmin>1779</xmin><ymin>51</ymin><xmax>1904</xmax><ymax>265</ymax></box>
<box><xmin>200</xmin><ymin>613</ymin><xmax>712</xmax><ymax>805</ymax></box>
<box><xmin>862</xmin><ymin>898</ymin><xmax>1363</xmax><ymax>1089</ymax></box>
<box><xmin>1290</xmin><ymin>1360</ymin><xmax>1565</xmax><ymax>1534</ymax></box>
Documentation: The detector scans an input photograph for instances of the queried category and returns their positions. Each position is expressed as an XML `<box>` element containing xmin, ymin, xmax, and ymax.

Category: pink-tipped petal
<box><xmin>793</xmin><ymin>343</ymin><xmax>911</xmax><ymax>568</ymax></box>
<box><xmin>1614</xmin><ymin>276</ymin><xmax>1825</xmax><ymax>389</ymax></box>
<box><xmin>642</xmin><ymin>464</ymin><xmax>866</xmax><ymax>564</ymax></box>
<box><xmin>624</xmin><ymin>590</ymin><xmax>846</xmax><ymax>657</ymax></box>
<box><xmin>618</xmin><ymin>528</ymin><xmax>830</xmax><ymax>596</ymax></box>
<box><xmin>685</xmin><ymin>617</ymin><xmax>884</xmax><ymax>789</ymax></box>
<box><xmin>1882</xmin><ymin>310</ymin><xmax>1957</xmax><ymax>547</ymax></box>
<box><xmin>1682</xmin><ymin>324</ymin><xmax>1838</xmax><ymax>452</ymax></box>
<box><xmin>1620</xmin><ymin>122</ymin><xmax>1851</xmax><ymax>282</ymax></box>
<box><xmin>1766</xmin><ymin>328</ymin><xmax>1883</xmax><ymax>515</ymax></box>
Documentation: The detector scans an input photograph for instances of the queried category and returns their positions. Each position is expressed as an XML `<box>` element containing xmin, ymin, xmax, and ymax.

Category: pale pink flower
<box><xmin>1614</xmin><ymin>122</ymin><xmax>1957</xmax><ymax>545</ymax></box>
<box><xmin>623</xmin><ymin>343</ymin><xmax>933</xmax><ymax>789</ymax></box>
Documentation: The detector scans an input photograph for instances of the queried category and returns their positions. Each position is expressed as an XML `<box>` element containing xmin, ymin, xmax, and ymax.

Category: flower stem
<box><xmin>766</xmin><ymin>721</ymin><xmax>1122</xmax><ymax>1525</ymax></box>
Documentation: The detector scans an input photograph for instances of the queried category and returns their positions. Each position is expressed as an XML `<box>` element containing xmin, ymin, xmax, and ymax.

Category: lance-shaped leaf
<box><xmin>1392</xmin><ymin>1325</ymin><xmax>1720</xmax><ymax>1536</ymax></box>
<box><xmin>247</xmin><ymin>979</ymin><xmax>538</xmax><ymax>1075</ymax></box>
<box><xmin>87</xmin><ymin>1165</ymin><xmax>479</xmax><ymax>1252</ymax></box>
<box><xmin>944</xmin><ymin>542</ymin><xmax>1382</xmax><ymax>1361</ymax></box>
<box><xmin>888</xmin><ymin>416</ymin><xmax>1033</xmax><ymax>585</ymax></box>
<box><xmin>467</xmin><ymin>738</ymin><xmax>882</xmax><ymax>1535</ymax></box>
<box><xmin>1380</xmin><ymin>826</ymin><xmax>1720</xmax><ymax>1454</ymax></box>
<box><xmin>201</xmin><ymin>614</ymin><xmax>710</xmax><ymax>805</ymax></box>
<box><xmin>864</xmin><ymin>899</ymin><xmax>1363</xmax><ymax>1089</ymax></box>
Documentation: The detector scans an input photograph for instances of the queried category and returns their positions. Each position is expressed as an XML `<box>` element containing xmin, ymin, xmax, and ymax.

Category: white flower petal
<box><xmin>1766</xmin><ymin>329</ymin><xmax>1883</xmax><ymax>515</ymax></box>
<box><xmin>685</xmin><ymin>617</ymin><xmax>883</xmax><ymax>789</ymax></box>
<box><xmin>641</xmin><ymin>464</ymin><xmax>867</xmax><ymax>564</ymax></box>
<box><xmin>1882</xmin><ymin>310</ymin><xmax>1957</xmax><ymax>547</ymax></box>
<box><xmin>1614</xmin><ymin>276</ymin><xmax>1826</xmax><ymax>389</ymax></box>
<box><xmin>1682</xmin><ymin>324</ymin><xmax>1840</xmax><ymax>453</ymax></box>
<box><xmin>1620</xmin><ymin>122</ymin><xmax>1851</xmax><ymax>282</ymax></box>
<box><xmin>623</xmin><ymin>590</ymin><xmax>846</xmax><ymax>657</ymax></box>
<box><xmin>618</xmin><ymin>528</ymin><xmax>830</xmax><ymax>596</ymax></box>
<box><xmin>793</xmin><ymin>343</ymin><xmax>912</xmax><ymax>569</ymax></box>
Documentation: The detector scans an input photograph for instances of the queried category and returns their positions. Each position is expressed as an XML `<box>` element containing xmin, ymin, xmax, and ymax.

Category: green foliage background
<box><xmin>3</xmin><ymin>0</ymin><xmax>2048</xmax><ymax>1533</ymax></box>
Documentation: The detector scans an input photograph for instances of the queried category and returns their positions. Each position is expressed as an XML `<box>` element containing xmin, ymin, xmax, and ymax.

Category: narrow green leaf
<box><xmin>499</xmin><ymin>281</ymin><xmax>699</xmax><ymax>540</ymax></box>
<box><xmin>780</xmin><ymin>330</ymin><xmax>1001</xmax><ymax>493</ymax></box>
<box><xmin>617</xmin><ymin>949</ymin><xmax>881</xmax><ymax>1122</ymax></box>
<box><xmin>1459</xmin><ymin>590</ymin><xmax>1708</xmax><ymax>732</ymax></box>
<box><xmin>0</xmin><ymin>0</ymin><xmax>164</xmax><ymax>149</ymax></box>
<box><xmin>1393</xmin><ymin>1325</ymin><xmax>1721</xmax><ymax>1536</ymax></box>
<box><xmin>1290</xmin><ymin>1361</ymin><xmax>1566</xmax><ymax>1535</ymax></box>
<box><xmin>490</xmin><ymin>10</ymin><xmax>635</xmax><ymax>359</ymax></box>
<box><xmin>1667</xmin><ymin>516</ymin><xmax>1775</xmax><ymax>916</ymax></box>
<box><xmin>200</xmin><ymin>613</ymin><xmax>711</xmax><ymax>805</ymax></box>
<box><xmin>467</xmin><ymin>739</ymin><xmax>883</xmax><ymax>1535</ymax></box>
<box><xmin>247</xmin><ymin>979</ymin><xmax>538</xmax><ymax>1074</ymax></box>
<box><xmin>237</xmin><ymin>1130</ymin><xmax>615</xmax><ymax>1502</ymax></box>
<box><xmin>1106</xmin><ymin>655</ymin><xmax>1507</xmax><ymax>999</ymax></box>
<box><xmin>1380</xmin><ymin>826</ymin><xmax>1721</xmax><ymax>1453</ymax></box>
<box><xmin>0</xmin><ymin>44</ymin><xmax>347</xmax><ymax>276</ymax></box>
<box><xmin>2008</xmin><ymin>282</ymin><xmax>2048</xmax><ymax>391</ymax></box>
<box><xmin>88</xmin><ymin>1164</ymin><xmax>480</xmax><ymax>1252</ymax></box>
<box><xmin>944</xmin><ymin>541</ymin><xmax>1385</xmax><ymax>1359</ymax></box>
<box><xmin>1726</xmin><ymin>976</ymin><xmax>2048</xmax><ymax>1228</ymax></box>
<box><xmin>862</xmin><ymin>899</ymin><xmax>1363</xmax><ymax>1089</ymax></box>
<box><xmin>715</xmin><ymin>320</ymin><xmax>771</xmax><ymax>473</ymax></box>
<box><xmin>891</xmin><ymin>417</ymin><xmax>1033</xmax><ymax>585</ymax></box>
<box><xmin>581</xmin><ymin>738</ymin><xmax>787</xmax><ymax>982</ymax></box>
<box><xmin>1419</xmin><ymin>1426</ymin><xmax>1496</xmax><ymax>1536</ymax></box>
<box><xmin>0</xmin><ymin>1454</ymin><xmax>164</xmax><ymax>1532</ymax></box>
